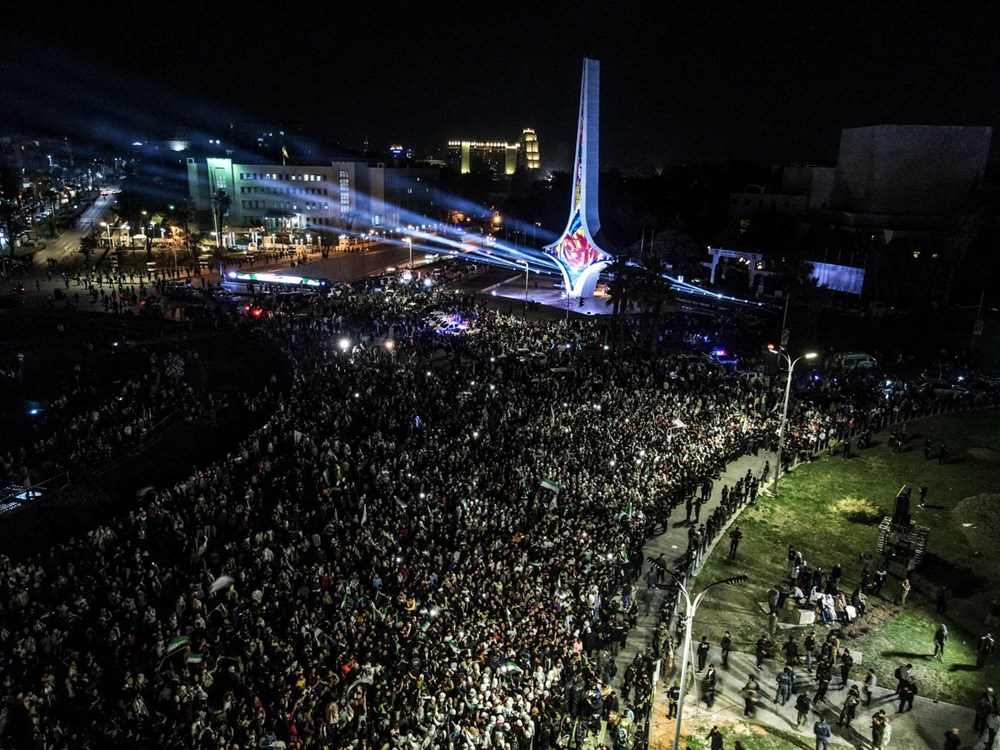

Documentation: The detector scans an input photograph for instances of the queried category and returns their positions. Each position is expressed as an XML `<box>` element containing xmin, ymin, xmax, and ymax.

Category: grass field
<box><xmin>658</xmin><ymin>715</ymin><xmax>815</xmax><ymax>750</ymax></box>
<box><xmin>691</xmin><ymin>407</ymin><xmax>1000</xmax><ymax>707</ymax></box>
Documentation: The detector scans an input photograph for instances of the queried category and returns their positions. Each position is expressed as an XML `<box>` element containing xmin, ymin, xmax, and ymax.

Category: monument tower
<box><xmin>544</xmin><ymin>58</ymin><xmax>613</xmax><ymax>298</ymax></box>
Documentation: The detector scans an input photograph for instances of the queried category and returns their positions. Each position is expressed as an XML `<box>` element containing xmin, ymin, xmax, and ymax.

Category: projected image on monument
<box><xmin>550</xmin><ymin>211</ymin><xmax>605</xmax><ymax>287</ymax></box>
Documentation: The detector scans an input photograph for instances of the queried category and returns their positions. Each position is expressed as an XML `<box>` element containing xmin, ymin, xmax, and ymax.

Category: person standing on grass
<box><xmin>918</xmin><ymin>483</ymin><xmax>929</xmax><ymax>508</ymax></box>
<box><xmin>873</xmin><ymin>566</ymin><xmax>889</xmax><ymax>597</ymax></box>
<box><xmin>977</xmin><ymin>633</ymin><xmax>995</xmax><ymax>669</ymax></box>
<box><xmin>729</xmin><ymin>526</ymin><xmax>743</xmax><ymax>560</ymax></box>
<box><xmin>933</xmin><ymin>623</ymin><xmax>949</xmax><ymax>660</ymax></box>
<box><xmin>707</xmin><ymin>725</ymin><xmax>724</xmax><ymax>750</ymax></box>
<box><xmin>898</xmin><ymin>577</ymin><xmax>911</xmax><ymax>607</ymax></box>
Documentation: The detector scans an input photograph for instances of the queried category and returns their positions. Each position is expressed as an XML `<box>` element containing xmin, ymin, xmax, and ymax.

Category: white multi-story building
<box><xmin>186</xmin><ymin>156</ymin><xmax>440</xmax><ymax>239</ymax></box>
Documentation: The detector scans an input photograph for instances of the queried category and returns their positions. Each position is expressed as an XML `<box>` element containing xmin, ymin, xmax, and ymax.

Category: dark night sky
<box><xmin>2</xmin><ymin>2</ymin><xmax>999</xmax><ymax>170</ymax></box>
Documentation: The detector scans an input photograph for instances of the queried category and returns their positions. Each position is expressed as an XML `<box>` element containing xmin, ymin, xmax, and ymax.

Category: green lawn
<box><xmin>691</xmin><ymin>407</ymin><xmax>1000</xmax><ymax>706</ymax></box>
<box><xmin>659</xmin><ymin>716</ymin><xmax>814</xmax><ymax>750</ymax></box>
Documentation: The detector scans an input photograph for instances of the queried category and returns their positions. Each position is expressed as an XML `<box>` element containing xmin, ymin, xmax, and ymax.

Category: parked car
<box><xmin>828</xmin><ymin>352</ymin><xmax>878</xmax><ymax>371</ymax></box>
<box><xmin>915</xmin><ymin>378</ymin><xmax>969</xmax><ymax>398</ymax></box>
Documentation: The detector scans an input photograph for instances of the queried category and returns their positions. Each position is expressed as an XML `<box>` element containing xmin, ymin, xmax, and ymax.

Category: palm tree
<box><xmin>210</xmin><ymin>189</ymin><xmax>231</xmax><ymax>255</ymax></box>
<box><xmin>605</xmin><ymin>251</ymin><xmax>642</xmax><ymax>347</ymax></box>
<box><xmin>631</xmin><ymin>254</ymin><xmax>675</xmax><ymax>350</ymax></box>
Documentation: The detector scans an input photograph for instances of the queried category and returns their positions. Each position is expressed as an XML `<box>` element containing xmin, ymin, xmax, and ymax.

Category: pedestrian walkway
<box><xmin>649</xmin><ymin>645</ymin><xmax>975</xmax><ymax>748</ymax></box>
<box><xmin>609</xmin><ymin>446</ymin><xmax>978</xmax><ymax>749</ymax></box>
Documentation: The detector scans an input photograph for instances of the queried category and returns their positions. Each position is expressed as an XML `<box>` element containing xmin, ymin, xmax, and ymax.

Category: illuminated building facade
<box><xmin>544</xmin><ymin>58</ymin><xmax>612</xmax><ymax>298</ymax></box>
<box><xmin>186</xmin><ymin>157</ymin><xmax>439</xmax><ymax>235</ymax></box>
<box><xmin>446</xmin><ymin>140</ymin><xmax>519</xmax><ymax>176</ymax></box>
<box><xmin>519</xmin><ymin>128</ymin><xmax>540</xmax><ymax>171</ymax></box>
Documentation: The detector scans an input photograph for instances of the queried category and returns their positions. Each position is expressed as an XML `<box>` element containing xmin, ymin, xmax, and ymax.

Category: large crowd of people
<box><xmin>0</xmin><ymin>275</ymin><xmax>990</xmax><ymax>750</ymax></box>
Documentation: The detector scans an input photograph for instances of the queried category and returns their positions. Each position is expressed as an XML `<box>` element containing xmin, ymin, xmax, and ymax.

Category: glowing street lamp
<box><xmin>405</xmin><ymin>236</ymin><xmax>413</xmax><ymax>270</ymax></box>
<box><xmin>768</xmin><ymin>345</ymin><xmax>817</xmax><ymax>496</ymax></box>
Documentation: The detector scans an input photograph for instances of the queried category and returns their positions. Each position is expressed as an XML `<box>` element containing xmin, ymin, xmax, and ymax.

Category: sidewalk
<box><xmin>612</xmin><ymin>447</ymin><xmax>978</xmax><ymax>749</ymax></box>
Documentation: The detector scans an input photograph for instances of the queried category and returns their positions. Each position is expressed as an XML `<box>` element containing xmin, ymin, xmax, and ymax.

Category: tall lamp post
<box><xmin>517</xmin><ymin>260</ymin><xmax>529</xmax><ymax>307</ymax></box>
<box><xmin>768</xmin><ymin>346</ymin><xmax>817</xmax><ymax>496</ymax></box>
<box><xmin>657</xmin><ymin>572</ymin><xmax>748</xmax><ymax>750</ymax></box>
<box><xmin>405</xmin><ymin>236</ymin><xmax>413</xmax><ymax>271</ymax></box>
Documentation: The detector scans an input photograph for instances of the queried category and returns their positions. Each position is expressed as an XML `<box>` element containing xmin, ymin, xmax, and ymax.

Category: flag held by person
<box><xmin>209</xmin><ymin>575</ymin><xmax>235</xmax><ymax>595</ymax></box>
<box><xmin>540</xmin><ymin>478</ymin><xmax>561</xmax><ymax>493</ymax></box>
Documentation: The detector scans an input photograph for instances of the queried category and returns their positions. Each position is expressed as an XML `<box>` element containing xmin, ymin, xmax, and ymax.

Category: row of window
<box><xmin>239</xmin><ymin>172</ymin><xmax>329</xmax><ymax>181</ymax></box>
<box><xmin>245</xmin><ymin>215</ymin><xmax>339</xmax><ymax>228</ymax></box>
<box><xmin>240</xmin><ymin>200</ymin><xmax>332</xmax><ymax>212</ymax></box>
<box><xmin>339</xmin><ymin>177</ymin><xmax>350</xmax><ymax>209</ymax></box>
<box><xmin>240</xmin><ymin>186</ymin><xmax>330</xmax><ymax>196</ymax></box>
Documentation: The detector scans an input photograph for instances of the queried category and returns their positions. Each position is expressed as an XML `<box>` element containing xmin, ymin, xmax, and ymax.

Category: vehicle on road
<box><xmin>828</xmin><ymin>352</ymin><xmax>878</xmax><ymax>371</ymax></box>
<box><xmin>915</xmin><ymin>378</ymin><xmax>969</xmax><ymax>399</ymax></box>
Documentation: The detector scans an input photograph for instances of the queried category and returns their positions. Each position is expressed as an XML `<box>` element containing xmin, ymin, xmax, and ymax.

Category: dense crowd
<box><xmin>0</xmin><ymin>280</ymin><xmax>980</xmax><ymax>750</ymax></box>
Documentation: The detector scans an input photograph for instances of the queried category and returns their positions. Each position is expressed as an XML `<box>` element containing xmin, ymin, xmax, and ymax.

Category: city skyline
<box><xmin>2</xmin><ymin>3</ymin><xmax>999</xmax><ymax>170</ymax></box>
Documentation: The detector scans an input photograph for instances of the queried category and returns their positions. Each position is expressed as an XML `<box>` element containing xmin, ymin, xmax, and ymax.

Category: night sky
<box><xmin>3</xmin><ymin>3</ymin><xmax>999</xmax><ymax>170</ymax></box>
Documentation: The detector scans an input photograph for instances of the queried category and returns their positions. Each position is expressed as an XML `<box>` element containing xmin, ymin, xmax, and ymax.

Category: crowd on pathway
<box><xmin>0</xmin><ymin>278</ymin><xmax>994</xmax><ymax>750</ymax></box>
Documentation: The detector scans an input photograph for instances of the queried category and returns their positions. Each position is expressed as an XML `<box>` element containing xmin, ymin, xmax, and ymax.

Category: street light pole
<box><xmin>656</xmin><ymin>572</ymin><xmax>748</xmax><ymax>750</ymax></box>
<box><xmin>768</xmin><ymin>346</ymin><xmax>817</xmax><ymax>496</ymax></box>
<box><xmin>405</xmin><ymin>236</ymin><xmax>413</xmax><ymax>271</ymax></box>
<box><xmin>517</xmin><ymin>260</ymin><xmax>529</xmax><ymax>307</ymax></box>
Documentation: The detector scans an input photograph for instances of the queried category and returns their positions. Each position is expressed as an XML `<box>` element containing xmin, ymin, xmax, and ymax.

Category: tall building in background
<box><xmin>519</xmin><ymin>128</ymin><xmax>540</xmax><ymax>171</ymax></box>
<box><xmin>544</xmin><ymin>58</ymin><xmax>612</xmax><ymax>299</ymax></box>
<box><xmin>445</xmin><ymin>140</ymin><xmax>519</xmax><ymax>176</ymax></box>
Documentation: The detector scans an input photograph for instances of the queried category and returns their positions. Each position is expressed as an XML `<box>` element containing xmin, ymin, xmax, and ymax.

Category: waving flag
<box><xmin>209</xmin><ymin>575</ymin><xmax>235</xmax><ymax>594</ymax></box>
<box><xmin>540</xmin><ymin>478</ymin><xmax>561</xmax><ymax>493</ymax></box>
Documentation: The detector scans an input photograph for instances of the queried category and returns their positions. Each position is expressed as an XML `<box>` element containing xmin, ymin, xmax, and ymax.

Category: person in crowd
<box><xmin>0</xmin><ymin>272</ymin><xmax>989</xmax><ymax>750</ymax></box>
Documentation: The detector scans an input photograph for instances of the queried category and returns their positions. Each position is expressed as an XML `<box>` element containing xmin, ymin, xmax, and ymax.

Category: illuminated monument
<box><xmin>545</xmin><ymin>58</ymin><xmax>613</xmax><ymax>298</ymax></box>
